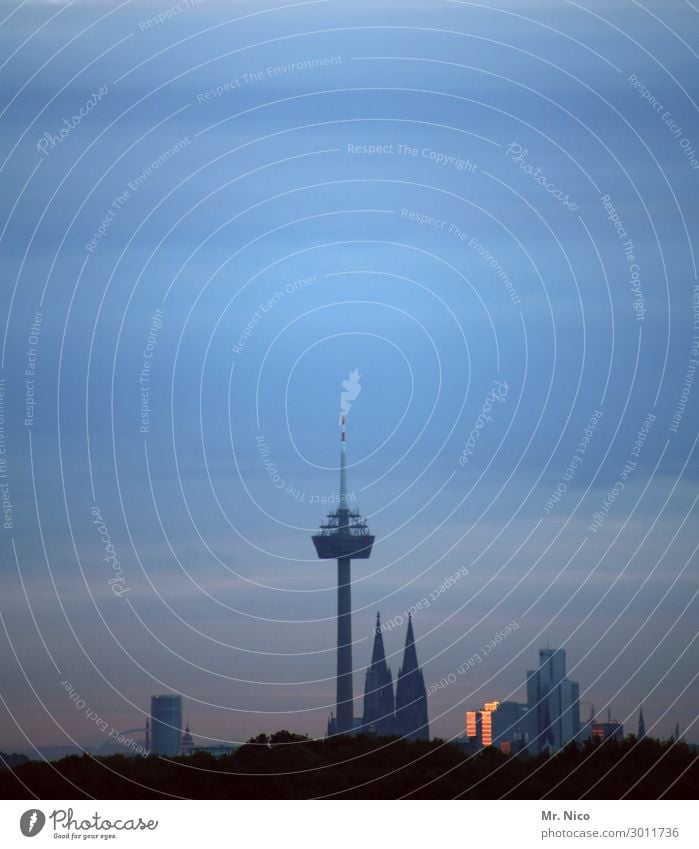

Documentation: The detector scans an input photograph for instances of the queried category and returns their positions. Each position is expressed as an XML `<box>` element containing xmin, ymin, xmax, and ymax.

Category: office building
<box><xmin>526</xmin><ymin>648</ymin><xmax>580</xmax><ymax>754</ymax></box>
<box><xmin>149</xmin><ymin>694</ymin><xmax>183</xmax><ymax>756</ymax></box>
<box><xmin>466</xmin><ymin>700</ymin><xmax>529</xmax><ymax>753</ymax></box>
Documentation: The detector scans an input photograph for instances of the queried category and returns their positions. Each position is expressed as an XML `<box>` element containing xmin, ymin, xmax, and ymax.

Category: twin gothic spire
<box><xmin>360</xmin><ymin>613</ymin><xmax>429</xmax><ymax>741</ymax></box>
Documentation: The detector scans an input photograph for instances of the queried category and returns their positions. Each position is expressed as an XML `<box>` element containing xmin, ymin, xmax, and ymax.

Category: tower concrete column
<box><xmin>336</xmin><ymin>556</ymin><xmax>353</xmax><ymax>734</ymax></box>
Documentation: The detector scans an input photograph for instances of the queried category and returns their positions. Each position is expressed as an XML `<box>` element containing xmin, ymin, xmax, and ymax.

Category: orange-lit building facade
<box><xmin>591</xmin><ymin>720</ymin><xmax>623</xmax><ymax>742</ymax></box>
<box><xmin>465</xmin><ymin>700</ymin><xmax>528</xmax><ymax>753</ymax></box>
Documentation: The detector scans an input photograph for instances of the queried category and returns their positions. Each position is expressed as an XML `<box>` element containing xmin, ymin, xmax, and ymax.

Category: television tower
<box><xmin>312</xmin><ymin>415</ymin><xmax>374</xmax><ymax>735</ymax></box>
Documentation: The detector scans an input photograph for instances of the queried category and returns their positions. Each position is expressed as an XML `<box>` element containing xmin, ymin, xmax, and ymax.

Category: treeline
<box><xmin>0</xmin><ymin>752</ymin><xmax>29</xmax><ymax>769</ymax></box>
<box><xmin>0</xmin><ymin>734</ymin><xmax>695</xmax><ymax>799</ymax></box>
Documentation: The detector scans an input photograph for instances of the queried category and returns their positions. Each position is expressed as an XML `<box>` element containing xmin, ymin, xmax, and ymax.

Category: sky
<box><xmin>0</xmin><ymin>0</ymin><xmax>697</xmax><ymax>751</ymax></box>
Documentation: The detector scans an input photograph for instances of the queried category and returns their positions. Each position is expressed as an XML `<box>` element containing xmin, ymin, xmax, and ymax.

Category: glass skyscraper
<box><xmin>149</xmin><ymin>695</ymin><xmax>183</xmax><ymax>756</ymax></box>
<box><xmin>526</xmin><ymin>648</ymin><xmax>580</xmax><ymax>754</ymax></box>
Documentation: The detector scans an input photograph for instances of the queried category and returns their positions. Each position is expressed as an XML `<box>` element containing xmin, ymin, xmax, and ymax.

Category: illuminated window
<box><xmin>482</xmin><ymin>711</ymin><xmax>492</xmax><ymax>746</ymax></box>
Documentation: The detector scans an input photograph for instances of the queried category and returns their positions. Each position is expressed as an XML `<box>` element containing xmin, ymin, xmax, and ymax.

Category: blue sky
<box><xmin>0</xmin><ymin>0</ymin><xmax>697</xmax><ymax>749</ymax></box>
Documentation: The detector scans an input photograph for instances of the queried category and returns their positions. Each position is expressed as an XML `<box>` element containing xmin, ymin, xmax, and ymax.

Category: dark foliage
<box><xmin>0</xmin><ymin>751</ymin><xmax>30</xmax><ymax>770</ymax></box>
<box><xmin>0</xmin><ymin>735</ymin><xmax>695</xmax><ymax>799</ymax></box>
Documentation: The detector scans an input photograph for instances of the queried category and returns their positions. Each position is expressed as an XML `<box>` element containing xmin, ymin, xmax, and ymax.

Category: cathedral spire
<box><xmin>370</xmin><ymin>612</ymin><xmax>386</xmax><ymax>664</ymax></box>
<box><xmin>638</xmin><ymin>704</ymin><xmax>646</xmax><ymax>740</ymax></box>
<box><xmin>400</xmin><ymin>613</ymin><xmax>419</xmax><ymax>673</ymax></box>
<box><xmin>361</xmin><ymin>612</ymin><xmax>395</xmax><ymax>736</ymax></box>
<box><xmin>394</xmin><ymin>614</ymin><xmax>429</xmax><ymax>741</ymax></box>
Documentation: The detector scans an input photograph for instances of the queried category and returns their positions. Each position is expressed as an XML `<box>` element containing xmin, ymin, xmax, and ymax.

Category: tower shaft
<box><xmin>336</xmin><ymin>557</ymin><xmax>353</xmax><ymax>734</ymax></box>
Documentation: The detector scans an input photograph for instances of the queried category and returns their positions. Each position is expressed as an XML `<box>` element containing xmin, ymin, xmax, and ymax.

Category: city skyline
<box><xmin>3</xmin><ymin>625</ymin><xmax>689</xmax><ymax>757</ymax></box>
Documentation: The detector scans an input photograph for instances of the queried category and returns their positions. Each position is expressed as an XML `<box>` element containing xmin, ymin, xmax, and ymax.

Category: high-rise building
<box><xmin>361</xmin><ymin>612</ymin><xmax>395</xmax><ymax>736</ymax></box>
<box><xmin>466</xmin><ymin>701</ymin><xmax>500</xmax><ymax>746</ymax></box>
<box><xmin>312</xmin><ymin>417</ymin><xmax>374</xmax><ymax>735</ymax></box>
<box><xmin>526</xmin><ymin>648</ymin><xmax>580</xmax><ymax>754</ymax></box>
<box><xmin>149</xmin><ymin>695</ymin><xmax>182</xmax><ymax>756</ymax></box>
<box><xmin>465</xmin><ymin>700</ymin><xmax>529</xmax><ymax>753</ymax></box>
<box><xmin>394</xmin><ymin>614</ymin><xmax>429</xmax><ymax>740</ymax></box>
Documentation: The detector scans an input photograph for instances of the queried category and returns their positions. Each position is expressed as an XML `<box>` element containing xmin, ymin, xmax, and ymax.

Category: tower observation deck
<box><xmin>312</xmin><ymin>416</ymin><xmax>374</xmax><ymax>735</ymax></box>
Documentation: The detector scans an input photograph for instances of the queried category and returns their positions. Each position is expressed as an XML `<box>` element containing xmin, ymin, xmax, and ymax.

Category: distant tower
<box><xmin>180</xmin><ymin>723</ymin><xmax>194</xmax><ymax>756</ymax></box>
<box><xmin>145</xmin><ymin>718</ymin><xmax>150</xmax><ymax>754</ymax></box>
<box><xmin>361</xmin><ymin>612</ymin><xmax>396</xmax><ymax>736</ymax></box>
<box><xmin>149</xmin><ymin>695</ymin><xmax>182</xmax><ymax>756</ymax></box>
<box><xmin>394</xmin><ymin>614</ymin><xmax>429</xmax><ymax>740</ymax></box>
<box><xmin>673</xmin><ymin>721</ymin><xmax>681</xmax><ymax>742</ymax></box>
<box><xmin>312</xmin><ymin>416</ymin><xmax>374</xmax><ymax>735</ymax></box>
<box><xmin>638</xmin><ymin>705</ymin><xmax>646</xmax><ymax>740</ymax></box>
